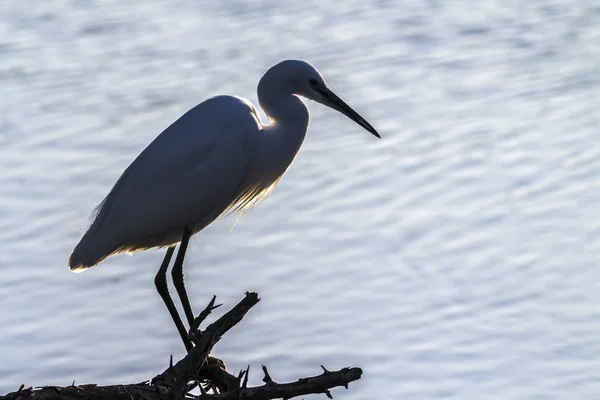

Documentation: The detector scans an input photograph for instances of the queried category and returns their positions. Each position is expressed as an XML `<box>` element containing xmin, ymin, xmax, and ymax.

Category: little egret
<box><xmin>69</xmin><ymin>59</ymin><xmax>380</xmax><ymax>350</ymax></box>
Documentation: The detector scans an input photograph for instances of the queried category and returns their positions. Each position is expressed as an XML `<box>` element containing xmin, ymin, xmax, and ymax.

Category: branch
<box><xmin>153</xmin><ymin>291</ymin><xmax>260</xmax><ymax>397</ymax></box>
<box><xmin>192</xmin><ymin>365</ymin><xmax>363</xmax><ymax>400</ymax></box>
<box><xmin>1</xmin><ymin>292</ymin><xmax>363</xmax><ymax>400</ymax></box>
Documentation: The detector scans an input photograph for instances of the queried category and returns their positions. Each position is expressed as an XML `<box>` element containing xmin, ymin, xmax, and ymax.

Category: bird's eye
<box><xmin>309</xmin><ymin>79</ymin><xmax>318</xmax><ymax>86</ymax></box>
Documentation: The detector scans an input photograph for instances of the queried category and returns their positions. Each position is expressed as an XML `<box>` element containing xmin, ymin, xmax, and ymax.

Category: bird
<box><xmin>69</xmin><ymin>59</ymin><xmax>380</xmax><ymax>351</ymax></box>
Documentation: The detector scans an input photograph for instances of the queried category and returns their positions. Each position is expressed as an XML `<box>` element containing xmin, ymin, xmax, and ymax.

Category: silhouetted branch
<box><xmin>1</xmin><ymin>292</ymin><xmax>362</xmax><ymax>400</ymax></box>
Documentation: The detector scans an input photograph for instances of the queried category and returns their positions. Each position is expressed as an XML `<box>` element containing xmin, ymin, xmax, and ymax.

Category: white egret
<box><xmin>69</xmin><ymin>59</ymin><xmax>380</xmax><ymax>350</ymax></box>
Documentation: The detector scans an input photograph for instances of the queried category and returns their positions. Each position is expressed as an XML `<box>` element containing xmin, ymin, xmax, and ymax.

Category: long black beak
<box><xmin>316</xmin><ymin>85</ymin><xmax>381</xmax><ymax>138</ymax></box>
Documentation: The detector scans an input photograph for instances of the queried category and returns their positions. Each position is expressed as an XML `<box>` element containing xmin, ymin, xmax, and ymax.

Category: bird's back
<box><xmin>69</xmin><ymin>95</ymin><xmax>263</xmax><ymax>271</ymax></box>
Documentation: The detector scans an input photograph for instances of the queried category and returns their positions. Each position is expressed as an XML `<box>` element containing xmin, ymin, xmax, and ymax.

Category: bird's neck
<box><xmin>252</xmin><ymin>89</ymin><xmax>309</xmax><ymax>184</ymax></box>
<box><xmin>257</xmin><ymin>69</ymin><xmax>309</xmax><ymax>128</ymax></box>
<box><xmin>260</xmin><ymin>92</ymin><xmax>309</xmax><ymax>128</ymax></box>
<box><xmin>258</xmin><ymin>86</ymin><xmax>309</xmax><ymax>154</ymax></box>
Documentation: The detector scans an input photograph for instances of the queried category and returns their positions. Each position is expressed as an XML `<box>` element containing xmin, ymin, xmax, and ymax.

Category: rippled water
<box><xmin>2</xmin><ymin>0</ymin><xmax>600</xmax><ymax>398</ymax></box>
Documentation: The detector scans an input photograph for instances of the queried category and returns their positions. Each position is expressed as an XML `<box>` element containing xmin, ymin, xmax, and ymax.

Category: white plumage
<box><xmin>70</xmin><ymin>96</ymin><xmax>268</xmax><ymax>270</ymax></box>
<box><xmin>68</xmin><ymin>59</ymin><xmax>379</xmax><ymax>350</ymax></box>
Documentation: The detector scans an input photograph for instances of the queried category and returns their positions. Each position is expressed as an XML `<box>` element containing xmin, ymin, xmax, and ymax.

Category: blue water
<box><xmin>2</xmin><ymin>1</ymin><xmax>600</xmax><ymax>398</ymax></box>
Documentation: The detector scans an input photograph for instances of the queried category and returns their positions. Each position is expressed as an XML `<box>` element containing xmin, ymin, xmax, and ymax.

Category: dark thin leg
<box><xmin>154</xmin><ymin>245</ymin><xmax>191</xmax><ymax>352</ymax></box>
<box><xmin>171</xmin><ymin>227</ymin><xmax>194</xmax><ymax>326</ymax></box>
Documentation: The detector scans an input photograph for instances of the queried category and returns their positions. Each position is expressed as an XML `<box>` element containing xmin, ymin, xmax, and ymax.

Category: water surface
<box><xmin>1</xmin><ymin>1</ymin><xmax>600</xmax><ymax>398</ymax></box>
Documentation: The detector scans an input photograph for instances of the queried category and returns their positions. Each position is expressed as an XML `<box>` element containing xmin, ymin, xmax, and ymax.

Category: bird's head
<box><xmin>262</xmin><ymin>60</ymin><xmax>380</xmax><ymax>138</ymax></box>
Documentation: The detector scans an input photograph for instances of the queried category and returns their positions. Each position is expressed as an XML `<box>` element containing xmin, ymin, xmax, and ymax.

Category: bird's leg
<box><xmin>171</xmin><ymin>227</ymin><xmax>195</xmax><ymax>326</ymax></box>
<box><xmin>154</xmin><ymin>245</ymin><xmax>191</xmax><ymax>352</ymax></box>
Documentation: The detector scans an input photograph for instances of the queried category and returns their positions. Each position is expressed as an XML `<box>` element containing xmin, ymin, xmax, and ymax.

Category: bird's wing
<box><xmin>87</xmin><ymin>100</ymin><xmax>257</xmax><ymax>251</ymax></box>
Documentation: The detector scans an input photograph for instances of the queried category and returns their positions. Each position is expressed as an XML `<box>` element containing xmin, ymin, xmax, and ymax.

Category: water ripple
<box><xmin>1</xmin><ymin>0</ymin><xmax>600</xmax><ymax>399</ymax></box>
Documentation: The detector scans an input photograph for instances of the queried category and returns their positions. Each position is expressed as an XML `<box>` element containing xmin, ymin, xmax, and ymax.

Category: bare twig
<box><xmin>193</xmin><ymin>366</ymin><xmax>362</xmax><ymax>400</ymax></box>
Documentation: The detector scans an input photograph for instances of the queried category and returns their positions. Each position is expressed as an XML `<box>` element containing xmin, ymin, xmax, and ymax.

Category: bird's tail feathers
<box><xmin>68</xmin><ymin>232</ymin><xmax>116</xmax><ymax>273</ymax></box>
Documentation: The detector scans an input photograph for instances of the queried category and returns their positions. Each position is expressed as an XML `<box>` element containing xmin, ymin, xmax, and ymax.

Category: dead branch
<box><xmin>1</xmin><ymin>292</ymin><xmax>362</xmax><ymax>400</ymax></box>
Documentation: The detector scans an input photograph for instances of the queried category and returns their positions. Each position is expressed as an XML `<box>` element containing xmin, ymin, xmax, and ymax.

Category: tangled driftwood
<box><xmin>1</xmin><ymin>292</ymin><xmax>362</xmax><ymax>400</ymax></box>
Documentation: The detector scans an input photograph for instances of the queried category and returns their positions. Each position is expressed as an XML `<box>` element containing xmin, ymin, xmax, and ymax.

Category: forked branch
<box><xmin>1</xmin><ymin>292</ymin><xmax>362</xmax><ymax>400</ymax></box>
